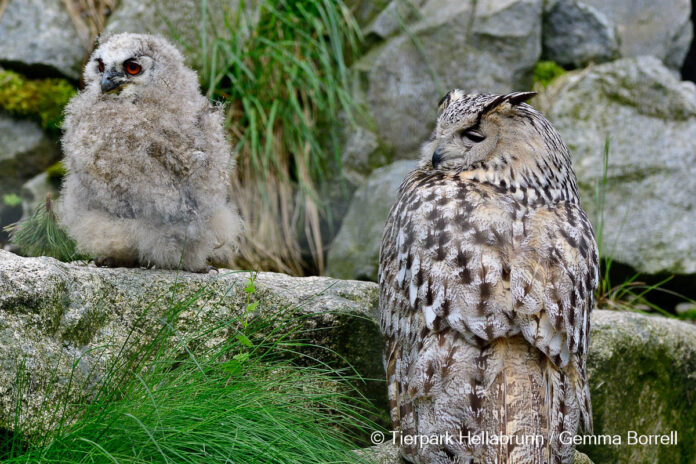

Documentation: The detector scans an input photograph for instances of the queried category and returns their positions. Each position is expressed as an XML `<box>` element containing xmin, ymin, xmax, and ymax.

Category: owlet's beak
<box><xmin>101</xmin><ymin>70</ymin><xmax>125</xmax><ymax>94</ymax></box>
<box><xmin>432</xmin><ymin>146</ymin><xmax>444</xmax><ymax>169</ymax></box>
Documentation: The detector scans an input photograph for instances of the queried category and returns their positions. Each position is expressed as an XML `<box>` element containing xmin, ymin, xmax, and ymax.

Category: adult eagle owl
<box><xmin>379</xmin><ymin>91</ymin><xmax>599</xmax><ymax>463</ymax></box>
<box><xmin>58</xmin><ymin>33</ymin><xmax>241</xmax><ymax>272</ymax></box>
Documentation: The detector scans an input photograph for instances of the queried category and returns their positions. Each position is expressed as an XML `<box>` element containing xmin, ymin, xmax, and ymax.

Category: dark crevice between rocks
<box><xmin>0</xmin><ymin>204</ymin><xmax>22</xmax><ymax>244</ymax></box>
<box><xmin>297</xmin><ymin>312</ymin><xmax>390</xmax><ymax>439</ymax></box>
<box><xmin>681</xmin><ymin>0</ymin><xmax>696</xmax><ymax>83</ymax></box>
<box><xmin>0</xmin><ymin>428</ymin><xmax>28</xmax><ymax>460</ymax></box>
<box><xmin>600</xmin><ymin>261</ymin><xmax>696</xmax><ymax>316</ymax></box>
<box><xmin>0</xmin><ymin>60</ymin><xmax>79</xmax><ymax>84</ymax></box>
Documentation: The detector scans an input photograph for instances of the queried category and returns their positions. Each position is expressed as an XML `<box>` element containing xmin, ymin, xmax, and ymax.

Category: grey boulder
<box><xmin>352</xmin><ymin>0</ymin><xmax>542</xmax><ymax>160</ymax></box>
<box><xmin>0</xmin><ymin>250</ymin><xmax>382</xmax><ymax>435</ymax></box>
<box><xmin>581</xmin><ymin>0</ymin><xmax>693</xmax><ymax>70</ymax></box>
<box><xmin>0</xmin><ymin>0</ymin><xmax>87</xmax><ymax>80</ymax></box>
<box><xmin>327</xmin><ymin>160</ymin><xmax>417</xmax><ymax>281</ymax></box>
<box><xmin>539</xmin><ymin>56</ymin><xmax>696</xmax><ymax>274</ymax></box>
<box><xmin>0</xmin><ymin>113</ymin><xmax>59</xmax><ymax>228</ymax></box>
<box><xmin>543</xmin><ymin>0</ymin><xmax>620</xmax><ymax>68</ymax></box>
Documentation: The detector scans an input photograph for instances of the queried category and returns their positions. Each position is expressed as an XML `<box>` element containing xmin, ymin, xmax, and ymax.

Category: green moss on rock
<box><xmin>0</xmin><ymin>70</ymin><xmax>76</xmax><ymax>134</ymax></box>
<box><xmin>533</xmin><ymin>61</ymin><xmax>566</xmax><ymax>88</ymax></box>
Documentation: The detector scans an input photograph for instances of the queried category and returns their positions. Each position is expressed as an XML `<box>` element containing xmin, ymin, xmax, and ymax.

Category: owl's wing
<box><xmin>510</xmin><ymin>201</ymin><xmax>599</xmax><ymax>365</ymax></box>
<box><xmin>379</xmin><ymin>169</ymin><xmax>598</xmax><ymax>366</ymax></box>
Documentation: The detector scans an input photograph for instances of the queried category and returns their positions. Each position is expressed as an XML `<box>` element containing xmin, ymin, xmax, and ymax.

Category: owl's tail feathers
<box><xmin>572</xmin><ymin>357</ymin><xmax>593</xmax><ymax>435</ymax></box>
<box><xmin>385</xmin><ymin>337</ymin><xmax>402</xmax><ymax>431</ymax></box>
<box><xmin>541</xmin><ymin>358</ymin><xmax>580</xmax><ymax>464</ymax></box>
<box><xmin>488</xmin><ymin>337</ymin><xmax>580</xmax><ymax>464</ymax></box>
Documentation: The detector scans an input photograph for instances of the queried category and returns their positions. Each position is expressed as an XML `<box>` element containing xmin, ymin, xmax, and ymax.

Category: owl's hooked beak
<box><xmin>432</xmin><ymin>146</ymin><xmax>444</xmax><ymax>169</ymax></box>
<box><xmin>101</xmin><ymin>70</ymin><xmax>125</xmax><ymax>94</ymax></box>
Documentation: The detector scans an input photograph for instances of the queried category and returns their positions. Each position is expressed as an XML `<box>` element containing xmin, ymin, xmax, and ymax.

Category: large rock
<box><xmin>581</xmin><ymin>0</ymin><xmax>692</xmax><ymax>70</ymax></box>
<box><xmin>104</xmin><ymin>0</ymin><xmax>255</xmax><ymax>63</ymax></box>
<box><xmin>542</xmin><ymin>0</ymin><xmax>619</xmax><ymax>68</ymax></box>
<box><xmin>0</xmin><ymin>115</ymin><xmax>59</xmax><ymax>184</ymax></box>
<box><xmin>327</xmin><ymin>160</ymin><xmax>417</xmax><ymax>281</ymax></box>
<box><xmin>539</xmin><ymin>56</ymin><xmax>696</xmax><ymax>274</ymax></box>
<box><xmin>362</xmin><ymin>0</ymin><xmax>426</xmax><ymax>41</ymax></box>
<box><xmin>0</xmin><ymin>250</ymin><xmax>383</xmax><ymax>435</ymax></box>
<box><xmin>352</xmin><ymin>0</ymin><xmax>542</xmax><ymax>159</ymax></box>
<box><xmin>581</xmin><ymin>310</ymin><xmax>696</xmax><ymax>464</ymax></box>
<box><xmin>104</xmin><ymin>0</ymin><xmax>204</xmax><ymax>56</ymax></box>
<box><xmin>339</xmin><ymin>115</ymin><xmax>392</xmax><ymax>187</ymax></box>
<box><xmin>1</xmin><ymin>251</ymin><xmax>695</xmax><ymax>463</ymax></box>
<box><xmin>0</xmin><ymin>0</ymin><xmax>87</xmax><ymax>80</ymax></box>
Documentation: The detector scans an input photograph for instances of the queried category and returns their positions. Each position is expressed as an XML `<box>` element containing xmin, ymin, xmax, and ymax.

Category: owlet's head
<box><xmin>420</xmin><ymin>90</ymin><xmax>572</xmax><ymax>175</ymax></box>
<box><xmin>84</xmin><ymin>33</ymin><xmax>194</xmax><ymax>101</ymax></box>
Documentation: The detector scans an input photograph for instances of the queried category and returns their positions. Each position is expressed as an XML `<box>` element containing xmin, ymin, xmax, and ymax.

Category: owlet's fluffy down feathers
<box><xmin>59</xmin><ymin>33</ymin><xmax>241</xmax><ymax>272</ymax></box>
<box><xmin>379</xmin><ymin>91</ymin><xmax>599</xmax><ymax>464</ymax></box>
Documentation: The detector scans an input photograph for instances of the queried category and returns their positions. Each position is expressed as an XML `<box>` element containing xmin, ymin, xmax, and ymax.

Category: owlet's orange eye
<box><xmin>124</xmin><ymin>59</ymin><xmax>142</xmax><ymax>76</ymax></box>
<box><xmin>97</xmin><ymin>59</ymin><xmax>104</xmax><ymax>73</ymax></box>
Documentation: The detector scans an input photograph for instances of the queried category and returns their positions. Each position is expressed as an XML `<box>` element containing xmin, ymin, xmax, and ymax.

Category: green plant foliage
<box><xmin>194</xmin><ymin>0</ymin><xmax>361</xmax><ymax>274</ymax></box>
<box><xmin>532</xmin><ymin>61</ymin><xmax>566</xmax><ymax>88</ymax></box>
<box><xmin>45</xmin><ymin>161</ymin><xmax>67</xmax><ymax>182</ymax></box>
<box><xmin>2</xmin><ymin>275</ymin><xmax>377</xmax><ymax>463</ymax></box>
<box><xmin>4</xmin><ymin>195</ymin><xmax>87</xmax><ymax>262</ymax></box>
<box><xmin>0</xmin><ymin>70</ymin><xmax>76</xmax><ymax>134</ymax></box>
<box><xmin>2</xmin><ymin>193</ymin><xmax>22</xmax><ymax>207</ymax></box>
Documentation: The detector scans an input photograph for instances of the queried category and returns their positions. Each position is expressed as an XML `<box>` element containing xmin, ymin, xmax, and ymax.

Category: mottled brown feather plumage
<box><xmin>379</xmin><ymin>91</ymin><xmax>598</xmax><ymax>464</ymax></box>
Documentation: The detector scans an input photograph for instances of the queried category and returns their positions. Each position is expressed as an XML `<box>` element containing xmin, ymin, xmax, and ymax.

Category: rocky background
<box><xmin>329</xmin><ymin>0</ymin><xmax>696</xmax><ymax>296</ymax></box>
<box><xmin>2</xmin><ymin>0</ymin><xmax>696</xmax><ymax>293</ymax></box>
<box><xmin>1</xmin><ymin>0</ymin><xmax>695</xmax><ymax>291</ymax></box>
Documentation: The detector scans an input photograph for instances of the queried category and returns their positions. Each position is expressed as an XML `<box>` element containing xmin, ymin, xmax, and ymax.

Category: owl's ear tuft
<box><xmin>483</xmin><ymin>91</ymin><xmax>537</xmax><ymax>116</ymax></box>
<box><xmin>504</xmin><ymin>91</ymin><xmax>536</xmax><ymax>106</ymax></box>
<box><xmin>437</xmin><ymin>89</ymin><xmax>464</xmax><ymax>114</ymax></box>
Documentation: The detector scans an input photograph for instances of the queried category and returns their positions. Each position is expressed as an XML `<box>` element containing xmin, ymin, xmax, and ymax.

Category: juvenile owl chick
<box><xmin>379</xmin><ymin>91</ymin><xmax>599</xmax><ymax>463</ymax></box>
<box><xmin>59</xmin><ymin>33</ymin><xmax>241</xmax><ymax>272</ymax></box>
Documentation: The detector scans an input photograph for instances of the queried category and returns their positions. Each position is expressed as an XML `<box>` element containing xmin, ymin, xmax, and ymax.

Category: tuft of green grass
<box><xmin>189</xmin><ymin>0</ymin><xmax>361</xmax><ymax>275</ymax></box>
<box><xmin>2</xmin><ymin>274</ymin><xmax>378</xmax><ymax>464</ymax></box>
<box><xmin>678</xmin><ymin>308</ymin><xmax>696</xmax><ymax>321</ymax></box>
<box><xmin>532</xmin><ymin>61</ymin><xmax>566</xmax><ymax>88</ymax></box>
<box><xmin>4</xmin><ymin>194</ymin><xmax>88</xmax><ymax>262</ymax></box>
<box><xmin>0</xmin><ymin>70</ymin><xmax>76</xmax><ymax>134</ymax></box>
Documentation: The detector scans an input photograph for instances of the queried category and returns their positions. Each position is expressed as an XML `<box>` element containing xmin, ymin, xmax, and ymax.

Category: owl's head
<box><xmin>84</xmin><ymin>33</ymin><xmax>195</xmax><ymax>101</ymax></box>
<box><xmin>420</xmin><ymin>90</ymin><xmax>570</xmax><ymax>173</ymax></box>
